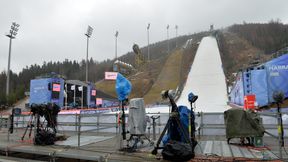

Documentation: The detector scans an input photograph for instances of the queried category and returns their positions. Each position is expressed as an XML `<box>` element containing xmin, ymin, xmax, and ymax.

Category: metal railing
<box><xmin>1</xmin><ymin>111</ymin><xmax>287</xmax><ymax>159</ymax></box>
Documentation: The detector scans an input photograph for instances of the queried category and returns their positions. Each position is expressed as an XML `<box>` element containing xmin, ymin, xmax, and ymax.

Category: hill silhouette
<box><xmin>1</xmin><ymin>21</ymin><xmax>288</xmax><ymax>107</ymax></box>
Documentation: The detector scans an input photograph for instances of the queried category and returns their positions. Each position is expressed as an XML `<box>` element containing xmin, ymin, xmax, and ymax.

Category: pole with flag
<box><xmin>65</xmin><ymin>84</ymin><xmax>67</xmax><ymax>109</ymax></box>
<box><xmin>78</xmin><ymin>86</ymin><xmax>83</xmax><ymax>108</ymax></box>
<box><xmin>71</xmin><ymin>85</ymin><xmax>76</xmax><ymax>107</ymax></box>
<box><xmin>115</xmin><ymin>73</ymin><xmax>132</xmax><ymax>149</ymax></box>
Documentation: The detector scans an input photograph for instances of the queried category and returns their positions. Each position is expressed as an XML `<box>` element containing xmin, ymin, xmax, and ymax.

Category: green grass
<box><xmin>144</xmin><ymin>50</ymin><xmax>182</xmax><ymax>104</ymax></box>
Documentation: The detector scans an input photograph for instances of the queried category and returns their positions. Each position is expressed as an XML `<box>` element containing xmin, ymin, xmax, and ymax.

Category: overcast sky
<box><xmin>0</xmin><ymin>0</ymin><xmax>288</xmax><ymax>73</ymax></box>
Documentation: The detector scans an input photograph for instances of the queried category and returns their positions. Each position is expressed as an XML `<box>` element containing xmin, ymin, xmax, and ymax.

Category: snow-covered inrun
<box><xmin>176</xmin><ymin>36</ymin><xmax>229</xmax><ymax>112</ymax></box>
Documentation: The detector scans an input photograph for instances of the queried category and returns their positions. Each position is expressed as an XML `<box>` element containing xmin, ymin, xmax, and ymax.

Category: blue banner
<box><xmin>230</xmin><ymin>54</ymin><xmax>288</xmax><ymax>107</ymax></box>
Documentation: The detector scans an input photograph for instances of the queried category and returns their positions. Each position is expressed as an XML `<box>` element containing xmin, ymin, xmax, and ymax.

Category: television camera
<box><xmin>152</xmin><ymin>90</ymin><xmax>198</xmax><ymax>161</ymax></box>
<box><xmin>21</xmin><ymin>103</ymin><xmax>60</xmax><ymax>145</ymax></box>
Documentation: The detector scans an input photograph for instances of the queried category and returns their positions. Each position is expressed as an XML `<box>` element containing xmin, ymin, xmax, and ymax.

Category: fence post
<box><xmin>75</xmin><ymin>113</ymin><xmax>77</xmax><ymax>132</ymax></box>
<box><xmin>77</xmin><ymin>114</ymin><xmax>81</xmax><ymax>148</ymax></box>
<box><xmin>277</xmin><ymin>110</ymin><xmax>283</xmax><ymax>159</ymax></box>
<box><xmin>0</xmin><ymin>111</ymin><xmax>2</xmax><ymax>130</ymax></box>
<box><xmin>158</xmin><ymin>115</ymin><xmax>161</xmax><ymax>135</ymax></box>
<box><xmin>7</xmin><ymin>115</ymin><xmax>10</xmax><ymax>142</ymax></box>
<box><xmin>97</xmin><ymin>114</ymin><xmax>100</xmax><ymax>133</ymax></box>
<box><xmin>22</xmin><ymin>115</ymin><xmax>25</xmax><ymax>128</ymax></box>
<box><xmin>115</xmin><ymin>113</ymin><xmax>118</xmax><ymax>134</ymax></box>
<box><xmin>200</xmin><ymin>112</ymin><xmax>204</xmax><ymax>137</ymax></box>
<box><xmin>153</xmin><ymin>118</ymin><xmax>157</xmax><ymax>141</ymax></box>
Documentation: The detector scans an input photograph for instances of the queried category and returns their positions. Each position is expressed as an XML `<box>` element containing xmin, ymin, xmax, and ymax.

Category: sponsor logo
<box><xmin>105</xmin><ymin>72</ymin><xmax>118</xmax><ymax>80</ymax></box>
<box><xmin>268</xmin><ymin>65</ymin><xmax>288</xmax><ymax>71</ymax></box>
<box><xmin>270</xmin><ymin>72</ymin><xmax>280</xmax><ymax>77</ymax></box>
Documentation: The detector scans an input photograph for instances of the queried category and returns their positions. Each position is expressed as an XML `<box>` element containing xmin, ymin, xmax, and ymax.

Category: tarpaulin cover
<box><xmin>162</xmin><ymin>105</ymin><xmax>191</xmax><ymax>144</ymax></box>
<box><xmin>250</xmin><ymin>70</ymin><xmax>269</xmax><ymax>106</ymax></box>
<box><xmin>128</xmin><ymin>98</ymin><xmax>146</xmax><ymax>135</ymax></box>
<box><xmin>229</xmin><ymin>72</ymin><xmax>245</xmax><ymax>106</ymax></box>
<box><xmin>30</xmin><ymin>79</ymin><xmax>51</xmax><ymax>105</ymax></box>
<box><xmin>224</xmin><ymin>108</ymin><xmax>265</xmax><ymax>139</ymax></box>
<box><xmin>30</xmin><ymin>78</ymin><xmax>64</xmax><ymax>107</ymax></box>
<box><xmin>115</xmin><ymin>73</ymin><xmax>132</xmax><ymax>101</ymax></box>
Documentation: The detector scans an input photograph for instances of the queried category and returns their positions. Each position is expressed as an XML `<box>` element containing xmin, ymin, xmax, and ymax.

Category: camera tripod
<box><xmin>151</xmin><ymin>91</ymin><xmax>193</xmax><ymax>155</ymax></box>
<box><xmin>21</xmin><ymin>104</ymin><xmax>59</xmax><ymax>145</ymax></box>
<box><xmin>21</xmin><ymin>113</ymin><xmax>36</xmax><ymax>141</ymax></box>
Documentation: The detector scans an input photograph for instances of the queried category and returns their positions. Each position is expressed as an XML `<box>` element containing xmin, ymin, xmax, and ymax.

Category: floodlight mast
<box><xmin>85</xmin><ymin>26</ymin><xmax>93</xmax><ymax>83</ymax></box>
<box><xmin>6</xmin><ymin>22</ymin><xmax>20</xmax><ymax>96</ymax></box>
<box><xmin>115</xmin><ymin>31</ymin><xmax>118</xmax><ymax>60</ymax></box>
<box><xmin>147</xmin><ymin>23</ymin><xmax>150</xmax><ymax>62</ymax></box>
<box><xmin>175</xmin><ymin>25</ymin><xmax>178</xmax><ymax>48</ymax></box>
<box><xmin>167</xmin><ymin>24</ymin><xmax>170</xmax><ymax>53</ymax></box>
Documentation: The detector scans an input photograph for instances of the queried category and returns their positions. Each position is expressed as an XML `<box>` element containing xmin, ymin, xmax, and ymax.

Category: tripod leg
<box><xmin>28</xmin><ymin>124</ymin><xmax>33</xmax><ymax>138</ymax></box>
<box><xmin>28</xmin><ymin>116</ymin><xmax>35</xmax><ymax>138</ymax></box>
<box><xmin>21</xmin><ymin>115</ymin><xmax>33</xmax><ymax>140</ymax></box>
<box><xmin>175</xmin><ymin>118</ymin><xmax>191</xmax><ymax>145</ymax></box>
<box><xmin>151</xmin><ymin>118</ymin><xmax>170</xmax><ymax>155</ymax></box>
<box><xmin>21</xmin><ymin>124</ymin><xmax>30</xmax><ymax>140</ymax></box>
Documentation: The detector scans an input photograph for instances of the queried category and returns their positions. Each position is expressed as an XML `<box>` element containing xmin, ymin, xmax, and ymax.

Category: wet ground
<box><xmin>0</xmin><ymin>128</ymin><xmax>287</xmax><ymax>162</ymax></box>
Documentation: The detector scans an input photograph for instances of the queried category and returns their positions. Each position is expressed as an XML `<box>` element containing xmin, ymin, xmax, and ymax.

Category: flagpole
<box><xmin>65</xmin><ymin>84</ymin><xmax>67</xmax><ymax>109</ymax></box>
<box><xmin>81</xmin><ymin>86</ymin><xmax>84</xmax><ymax>108</ymax></box>
<box><xmin>73</xmin><ymin>85</ymin><xmax>76</xmax><ymax>106</ymax></box>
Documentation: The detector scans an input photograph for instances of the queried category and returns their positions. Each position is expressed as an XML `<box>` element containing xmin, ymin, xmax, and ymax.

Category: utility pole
<box><xmin>6</xmin><ymin>22</ymin><xmax>20</xmax><ymax>96</ymax></box>
<box><xmin>85</xmin><ymin>25</ymin><xmax>93</xmax><ymax>83</ymax></box>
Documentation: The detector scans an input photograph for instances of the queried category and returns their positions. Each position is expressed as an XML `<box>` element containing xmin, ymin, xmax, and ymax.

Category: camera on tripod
<box><xmin>188</xmin><ymin>92</ymin><xmax>198</xmax><ymax>104</ymax></box>
<box><xmin>161</xmin><ymin>90</ymin><xmax>175</xmax><ymax>99</ymax></box>
<box><xmin>22</xmin><ymin>103</ymin><xmax>60</xmax><ymax>145</ymax></box>
<box><xmin>152</xmin><ymin>89</ymin><xmax>197</xmax><ymax>161</ymax></box>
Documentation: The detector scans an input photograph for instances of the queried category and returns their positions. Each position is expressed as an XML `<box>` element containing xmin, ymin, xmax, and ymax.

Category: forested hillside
<box><xmin>0</xmin><ymin>34</ymin><xmax>193</xmax><ymax>106</ymax></box>
<box><xmin>229</xmin><ymin>20</ymin><xmax>288</xmax><ymax>54</ymax></box>
<box><xmin>218</xmin><ymin>21</ymin><xmax>288</xmax><ymax>86</ymax></box>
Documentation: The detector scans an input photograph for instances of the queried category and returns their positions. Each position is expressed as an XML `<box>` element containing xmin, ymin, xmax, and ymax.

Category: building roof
<box><xmin>66</xmin><ymin>80</ymin><xmax>88</xmax><ymax>87</ymax></box>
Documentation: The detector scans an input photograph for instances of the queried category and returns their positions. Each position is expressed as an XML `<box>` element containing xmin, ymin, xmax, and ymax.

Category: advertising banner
<box><xmin>244</xmin><ymin>94</ymin><xmax>255</xmax><ymax>110</ymax></box>
<box><xmin>91</xmin><ymin>89</ymin><xmax>96</xmax><ymax>96</ymax></box>
<box><xmin>96</xmin><ymin>98</ymin><xmax>103</xmax><ymax>105</ymax></box>
<box><xmin>52</xmin><ymin>83</ymin><xmax>61</xmax><ymax>92</ymax></box>
<box><xmin>105</xmin><ymin>72</ymin><xmax>118</xmax><ymax>80</ymax></box>
<box><xmin>265</xmin><ymin>54</ymin><xmax>288</xmax><ymax>102</ymax></box>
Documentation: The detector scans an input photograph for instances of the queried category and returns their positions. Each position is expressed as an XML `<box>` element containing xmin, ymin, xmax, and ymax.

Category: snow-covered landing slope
<box><xmin>177</xmin><ymin>36</ymin><xmax>229</xmax><ymax>112</ymax></box>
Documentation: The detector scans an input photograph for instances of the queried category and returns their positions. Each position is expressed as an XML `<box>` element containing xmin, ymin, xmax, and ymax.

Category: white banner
<box><xmin>105</xmin><ymin>72</ymin><xmax>118</xmax><ymax>80</ymax></box>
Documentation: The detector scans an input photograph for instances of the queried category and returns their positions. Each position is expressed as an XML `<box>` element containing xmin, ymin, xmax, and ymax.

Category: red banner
<box><xmin>244</xmin><ymin>94</ymin><xmax>256</xmax><ymax>110</ymax></box>
<box><xmin>52</xmin><ymin>83</ymin><xmax>61</xmax><ymax>92</ymax></box>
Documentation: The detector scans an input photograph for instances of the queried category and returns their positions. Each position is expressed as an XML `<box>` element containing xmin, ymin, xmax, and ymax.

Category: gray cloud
<box><xmin>0</xmin><ymin>0</ymin><xmax>288</xmax><ymax>73</ymax></box>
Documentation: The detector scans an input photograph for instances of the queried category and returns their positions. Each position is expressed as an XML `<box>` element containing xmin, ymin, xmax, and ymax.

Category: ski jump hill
<box><xmin>147</xmin><ymin>36</ymin><xmax>229</xmax><ymax>113</ymax></box>
<box><xmin>176</xmin><ymin>36</ymin><xmax>229</xmax><ymax>112</ymax></box>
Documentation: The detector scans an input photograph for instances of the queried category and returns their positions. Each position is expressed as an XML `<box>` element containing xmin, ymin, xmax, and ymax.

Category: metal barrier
<box><xmin>2</xmin><ymin>111</ymin><xmax>288</xmax><ymax>134</ymax></box>
<box><xmin>196</xmin><ymin>111</ymin><xmax>288</xmax><ymax>159</ymax></box>
<box><xmin>1</xmin><ymin>112</ymin><xmax>164</xmax><ymax>148</ymax></box>
<box><xmin>1</xmin><ymin>111</ymin><xmax>287</xmax><ymax>159</ymax></box>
